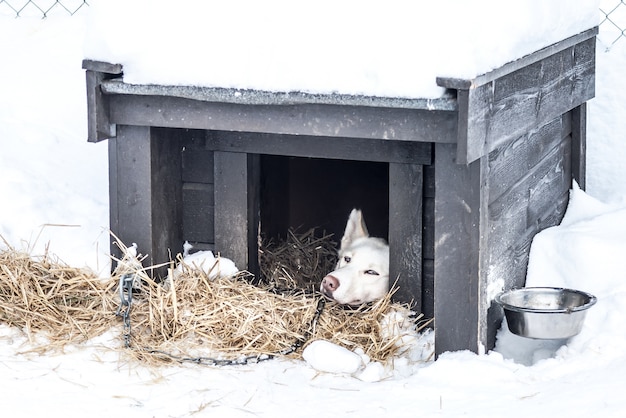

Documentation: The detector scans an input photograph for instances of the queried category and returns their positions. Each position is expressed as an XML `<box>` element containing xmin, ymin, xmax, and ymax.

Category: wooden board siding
<box><xmin>439</xmin><ymin>31</ymin><xmax>596</xmax><ymax>165</ymax></box>
<box><xmin>181</xmin><ymin>132</ymin><xmax>215</xmax><ymax>249</ymax></box>
<box><xmin>433</xmin><ymin>108</ymin><xmax>579</xmax><ymax>355</ymax></box>
<box><xmin>487</xmin><ymin>117</ymin><xmax>571</xmax><ymax>263</ymax></box>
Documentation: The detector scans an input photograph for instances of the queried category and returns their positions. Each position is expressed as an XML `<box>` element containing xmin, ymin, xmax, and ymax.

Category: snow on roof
<box><xmin>83</xmin><ymin>0</ymin><xmax>600</xmax><ymax>99</ymax></box>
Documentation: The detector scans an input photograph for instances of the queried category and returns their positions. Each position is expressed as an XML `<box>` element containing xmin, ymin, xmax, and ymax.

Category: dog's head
<box><xmin>320</xmin><ymin>209</ymin><xmax>390</xmax><ymax>305</ymax></box>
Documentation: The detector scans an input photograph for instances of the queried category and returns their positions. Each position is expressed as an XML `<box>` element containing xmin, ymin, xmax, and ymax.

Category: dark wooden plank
<box><xmin>82</xmin><ymin>59</ymin><xmax>123</xmax><ymax>74</ymax></box>
<box><xmin>182</xmin><ymin>183</ymin><xmax>214</xmax><ymax>244</ymax></box>
<box><xmin>182</xmin><ymin>147</ymin><xmax>214</xmax><ymax>184</ymax></box>
<box><xmin>110</xmin><ymin>125</ymin><xmax>183</xmax><ymax>276</ymax></box>
<box><xmin>389</xmin><ymin>163</ymin><xmax>423</xmax><ymax>309</ymax></box>
<box><xmin>85</xmin><ymin>70</ymin><xmax>116</xmax><ymax>142</ymax></box>
<box><xmin>180</xmin><ymin>129</ymin><xmax>213</xmax><ymax>183</ymax></box>
<box><xmin>454</xmin><ymin>89</ymin><xmax>471</xmax><ymax>165</ymax></box>
<box><xmin>487</xmin><ymin>116</ymin><xmax>563</xmax><ymax>204</ymax></box>
<box><xmin>485</xmin><ymin>188</ymin><xmax>569</xmax><ymax>349</ymax></box>
<box><xmin>454</xmin><ymin>37</ymin><xmax>595</xmax><ymax>164</ymax></box>
<box><xmin>526</xmin><ymin>143</ymin><xmax>572</xmax><ymax>225</ymax></box>
<box><xmin>214</xmin><ymin>151</ymin><xmax>259</xmax><ymax>273</ymax></box>
<box><xmin>107</xmin><ymin>137</ymin><xmax>120</xmax><ymax>265</ymax></box>
<box><xmin>422</xmin><ymin>163</ymin><xmax>435</xmax><ymax>260</ymax></box>
<box><xmin>422</xmin><ymin>196</ymin><xmax>435</xmax><ymax>260</ymax></box>
<box><xmin>571</xmin><ymin>103</ymin><xmax>587</xmax><ymax>190</ymax></box>
<box><xmin>210</xmin><ymin>131</ymin><xmax>432</xmax><ymax>165</ymax></box>
<box><xmin>109</xmin><ymin>125</ymin><xmax>152</xmax><ymax>265</ymax></box>
<box><xmin>433</xmin><ymin>143</ymin><xmax>488</xmax><ymax>356</ymax></box>
<box><xmin>247</xmin><ymin>154</ymin><xmax>261</xmax><ymax>278</ymax></box>
<box><xmin>149</xmin><ymin>128</ymin><xmax>184</xmax><ymax>270</ymax></box>
<box><xmin>107</xmin><ymin>94</ymin><xmax>458</xmax><ymax>144</ymax></box>
<box><xmin>421</xmin><ymin>259</ymin><xmax>434</xmax><ymax>321</ymax></box>
<box><xmin>488</xmin><ymin>189</ymin><xmax>569</xmax><ymax>289</ymax></box>
<box><xmin>488</xmin><ymin>138</ymin><xmax>571</xmax><ymax>261</ymax></box>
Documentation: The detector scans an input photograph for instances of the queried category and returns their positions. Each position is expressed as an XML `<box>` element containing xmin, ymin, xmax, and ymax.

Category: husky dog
<box><xmin>320</xmin><ymin>209</ymin><xmax>389</xmax><ymax>305</ymax></box>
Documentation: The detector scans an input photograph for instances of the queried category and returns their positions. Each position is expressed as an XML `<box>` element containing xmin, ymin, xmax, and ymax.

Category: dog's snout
<box><xmin>321</xmin><ymin>275</ymin><xmax>340</xmax><ymax>293</ymax></box>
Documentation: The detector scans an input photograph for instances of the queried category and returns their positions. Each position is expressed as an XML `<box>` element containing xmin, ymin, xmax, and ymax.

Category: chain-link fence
<box><xmin>600</xmin><ymin>0</ymin><xmax>626</xmax><ymax>49</ymax></box>
<box><xmin>2</xmin><ymin>1</ymin><xmax>625</xmax><ymax>48</ymax></box>
<box><xmin>0</xmin><ymin>0</ymin><xmax>87</xmax><ymax>18</ymax></box>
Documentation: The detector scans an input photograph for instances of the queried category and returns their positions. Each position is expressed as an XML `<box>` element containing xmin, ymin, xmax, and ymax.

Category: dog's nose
<box><xmin>321</xmin><ymin>275</ymin><xmax>340</xmax><ymax>293</ymax></box>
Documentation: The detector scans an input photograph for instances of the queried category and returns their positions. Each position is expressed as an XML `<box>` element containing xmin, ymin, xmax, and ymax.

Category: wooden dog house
<box><xmin>83</xmin><ymin>28</ymin><xmax>596</xmax><ymax>356</ymax></box>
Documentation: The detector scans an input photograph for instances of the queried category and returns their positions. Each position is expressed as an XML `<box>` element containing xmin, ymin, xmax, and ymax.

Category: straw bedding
<box><xmin>0</xmin><ymin>236</ymin><xmax>426</xmax><ymax>366</ymax></box>
<box><xmin>0</xmin><ymin>245</ymin><xmax>118</xmax><ymax>352</ymax></box>
<box><xmin>258</xmin><ymin>227</ymin><xmax>338</xmax><ymax>292</ymax></box>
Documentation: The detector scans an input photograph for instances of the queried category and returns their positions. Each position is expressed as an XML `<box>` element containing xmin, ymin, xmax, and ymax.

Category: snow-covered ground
<box><xmin>2</xmin><ymin>1</ymin><xmax>626</xmax><ymax>416</ymax></box>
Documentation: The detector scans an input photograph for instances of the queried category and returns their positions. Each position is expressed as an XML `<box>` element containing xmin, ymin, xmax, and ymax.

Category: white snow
<box><xmin>82</xmin><ymin>0</ymin><xmax>600</xmax><ymax>99</ymax></box>
<box><xmin>2</xmin><ymin>1</ymin><xmax>626</xmax><ymax>416</ymax></box>
<box><xmin>302</xmin><ymin>339</ymin><xmax>364</xmax><ymax>375</ymax></box>
<box><xmin>173</xmin><ymin>249</ymin><xmax>239</xmax><ymax>280</ymax></box>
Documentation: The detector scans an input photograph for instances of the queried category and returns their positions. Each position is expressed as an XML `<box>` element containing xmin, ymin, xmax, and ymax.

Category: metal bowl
<box><xmin>495</xmin><ymin>287</ymin><xmax>597</xmax><ymax>339</ymax></box>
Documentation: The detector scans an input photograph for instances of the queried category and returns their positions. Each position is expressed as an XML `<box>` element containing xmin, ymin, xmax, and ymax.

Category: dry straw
<box><xmin>0</xmin><ymin>242</ymin><xmax>117</xmax><ymax>352</ymax></box>
<box><xmin>0</xmin><ymin>235</ymin><xmax>429</xmax><ymax>366</ymax></box>
<box><xmin>258</xmin><ymin>227</ymin><xmax>338</xmax><ymax>292</ymax></box>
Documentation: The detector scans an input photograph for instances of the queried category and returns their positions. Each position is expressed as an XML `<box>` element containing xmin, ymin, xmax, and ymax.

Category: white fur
<box><xmin>320</xmin><ymin>209</ymin><xmax>390</xmax><ymax>305</ymax></box>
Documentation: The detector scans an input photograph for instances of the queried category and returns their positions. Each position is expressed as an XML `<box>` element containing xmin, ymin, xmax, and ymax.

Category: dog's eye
<box><xmin>364</xmin><ymin>269</ymin><xmax>379</xmax><ymax>276</ymax></box>
<box><xmin>343</xmin><ymin>256</ymin><xmax>351</xmax><ymax>263</ymax></box>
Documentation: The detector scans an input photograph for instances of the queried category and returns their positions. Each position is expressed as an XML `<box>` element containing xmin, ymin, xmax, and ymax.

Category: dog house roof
<box><xmin>83</xmin><ymin>1</ymin><xmax>599</xmax><ymax>100</ymax></box>
<box><xmin>99</xmin><ymin>78</ymin><xmax>458</xmax><ymax>111</ymax></box>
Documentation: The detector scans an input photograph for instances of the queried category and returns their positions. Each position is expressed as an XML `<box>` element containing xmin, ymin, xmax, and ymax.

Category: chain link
<box><xmin>115</xmin><ymin>278</ymin><xmax>326</xmax><ymax>366</ymax></box>
<box><xmin>0</xmin><ymin>0</ymin><xmax>89</xmax><ymax>18</ymax></box>
<box><xmin>115</xmin><ymin>273</ymin><xmax>135</xmax><ymax>348</ymax></box>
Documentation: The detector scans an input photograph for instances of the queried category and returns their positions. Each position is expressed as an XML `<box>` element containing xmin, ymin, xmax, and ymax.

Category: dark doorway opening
<box><xmin>260</xmin><ymin>155</ymin><xmax>389</xmax><ymax>246</ymax></box>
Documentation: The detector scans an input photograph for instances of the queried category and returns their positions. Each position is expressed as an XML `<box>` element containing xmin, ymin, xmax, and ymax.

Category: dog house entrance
<box><xmin>162</xmin><ymin>129</ymin><xmax>430</xmax><ymax>316</ymax></box>
<box><xmin>259</xmin><ymin>155</ymin><xmax>389</xmax><ymax>245</ymax></box>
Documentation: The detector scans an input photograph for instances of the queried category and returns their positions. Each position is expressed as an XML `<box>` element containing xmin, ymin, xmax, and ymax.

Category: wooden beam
<box><xmin>210</xmin><ymin>131</ymin><xmax>432</xmax><ymax>164</ymax></box>
<box><xmin>389</xmin><ymin>163</ymin><xmax>423</xmax><ymax>309</ymax></box>
<box><xmin>108</xmin><ymin>94</ymin><xmax>458</xmax><ymax>144</ymax></box>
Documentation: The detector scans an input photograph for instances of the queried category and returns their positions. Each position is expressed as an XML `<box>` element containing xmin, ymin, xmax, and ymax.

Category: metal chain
<box><xmin>115</xmin><ymin>273</ymin><xmax>135</xmax><ymax>348</ymax></box>
<box><xmin>115</xmin><ymin>279</ymin><xmax>326</xmax><ymax>366</ymax></box>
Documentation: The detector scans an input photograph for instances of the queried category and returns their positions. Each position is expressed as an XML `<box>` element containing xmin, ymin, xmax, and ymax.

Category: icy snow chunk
<box><xmin>356</xmin><ymin>361</ymin><xmax>387</xmax><ymax>382</ymax></box>
<box><xmin>174</xmin><ymin>250</ymin><xmax>239</xmax><ymax>280</ymax></box>
<box><xmin>302</xmin><ymin>340</ymin><xmax>363</xmax><ymax>374</ymax></box>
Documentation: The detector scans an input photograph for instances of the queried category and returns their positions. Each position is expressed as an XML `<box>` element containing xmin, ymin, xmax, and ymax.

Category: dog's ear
<box><xmin>340</xmin><ymin>209</ymin><xmax>369</xmax><ymax>250</ymax></box>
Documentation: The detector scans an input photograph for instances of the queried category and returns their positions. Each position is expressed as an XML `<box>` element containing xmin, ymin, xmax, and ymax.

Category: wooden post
<box><xmin>82</xmin><ymin>60</ymin><xmax>123</xmax><ymax>142</ymax></box>
<box><xmin>214</xmin><ymin>151</ymin><xmax>260</xmax><ymax>274</ymax></box>
<box><xmin>389</xmin><ymin>162</ymin><xmax>423</xmax><ymax>310</ymax></box>
<box><xmin>571</xmin><ymin>103</ymin><xmax>587</xmax><ymax>190</ymax></box>
<box><xmin>109</xmin><ymin>125</ymin><xmax>183</xmax><ymax>277</ymax></box>
<box><xmin>433</xmin><ymin>143</ymin><xmax>488</xmax><ymax>356</ymax></box>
